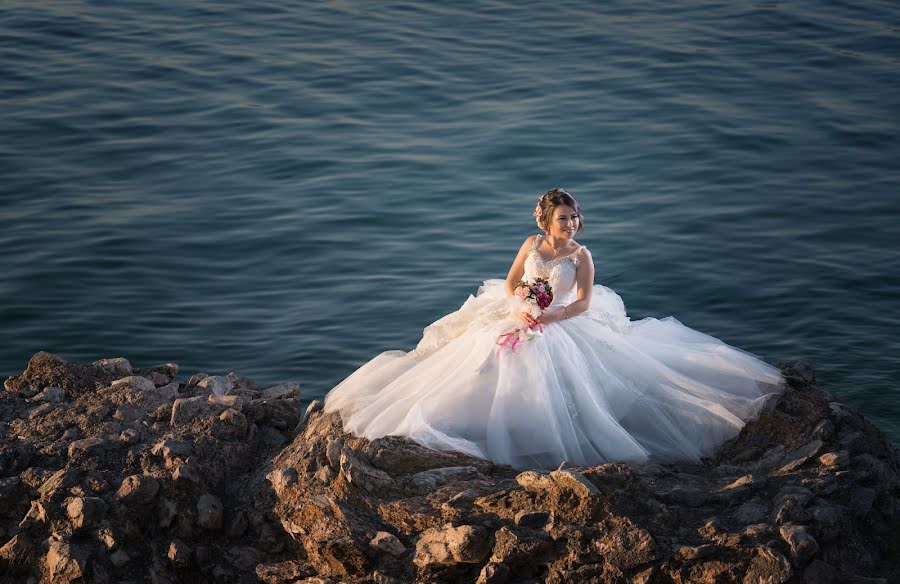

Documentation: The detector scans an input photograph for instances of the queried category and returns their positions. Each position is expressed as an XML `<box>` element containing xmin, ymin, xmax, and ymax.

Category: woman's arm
<box><xmin>540</xmin><ymin>247</ymin><xmax>594</xmax><ymax>324</ymax></box>
<box><xmin>504</xmin><ymin>235</ymin><xmax>537</xmax><ymax>298</ymax></box>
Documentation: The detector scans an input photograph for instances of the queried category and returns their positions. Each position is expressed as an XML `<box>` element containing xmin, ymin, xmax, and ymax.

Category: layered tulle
<box><xmin>324</xmin><ymin>279</ymin><xmax>786</xmax><ymax>470</ymax></box>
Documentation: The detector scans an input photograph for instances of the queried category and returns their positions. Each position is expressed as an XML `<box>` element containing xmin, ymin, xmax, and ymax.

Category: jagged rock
<box><xmin>18</xmin><ymin>500</ymin><xmax>48</xmax><ymax>529</ymax></box>
<box><xmin>110</xmin><ymin>375</ymin><xmax>156</xmax><ymax>392</ymax></box>
<box><xmin>2</xmin><ymin>354</ymin><xmax>897</xmax><ymax>584</ymax></box>
<box><xmin>167</xmin><ymin>539</ymin><xmax>191</xmax><ymax>567</ymax></box>
<box><xmin>170</xmin><ymin>396</ymin><xmax>209</xmax><ymax>425</ymax></box>
<box><xmin>777</xmin><ymin>440</ymin><xmax>824</xmax><ymax>474</ymax></box>
<box><xmin>262</xmin><ymin>382</ymin><xmax>300</xmax><ymax>400</ymax></box>
<box><xmin>370</xmin><ymin>531</ymin><xmax>406</xmax><ymax>556</ymax></box>
<box><xmin>172</xmin><ymin>463</ymin><xmax>200</xmax><ymax>484</ymax></box>
<box><xmin>151</xmin><ymin>439</ymin><xmax>192</xmax><ymax>467</ymax></box>
<box><xmin>339</xmin><ymin>447</ymin><xmax>393</xmax><ymax>492</ymax></box>
<box><xmin>742</xmin><ymin>546</ymin><xmax>792</xmax><ymax>584</ymax></box>
<box><xmin>67</xmin><ymin>436</ymin><xmax>107</xmax><ymax>461</ymax></box>
<box><xmin>47</xmin><ymin>540</ymin><xmax>90</xmax><ymax>583</ymax></box>
<box><xmin>477</xmin><ymin>562</ymin><xmax>511</xmax><ymax>584</ymax></box>
<box><xmin>117</xmin><ymin>474</ymin><xmax>159</xmax><ymax>505</ymax></box>
<box><xmin>266</xmin><ymin>468</ymin><xmax>298</xmax><ymax>498</ymax></box>
<box><xmin>216</xmin><ymin>408</ymin><xmax>248</xmax><ymax>438</ymax></box>
<box><xmin>490</xmin><ymin>525</ymin><xmax>552</xmax><ymax>565</ymax></box>
<box><xmin>66</xmin><ymin>496</ymin><xmax>107</xmax><ymax>530</ymax></box>
<box><xmin>138</xmin><ymin>363</ymin><xmax>179</xmax><ymax>386</ymax></box>
<box><xmin>779</xmin><ymin>524</ymin><xmax>819</xmax><ymax>566</ymax></box>
<box><xmin>413</xmin><ymin>524</ymin><xmax>491</xmax><ymax>567</ymax></box>
<box><xmin>29</xmin><ymin>385</ymin><xmax>65</xmax><ymax>402</ymax></box>
<box><xmin>197</xmin><ymin>493</ymin><xmax>224</xmax><ymax>530</ymax></box>
<box><xmin>197</xmin><ymin>375</ymin><xmax>232</xmax><ymax>396</ymax></box>
<box><xmin>0</xmin><ymin>533</ymin><xmax>33</xmax><ymax>561</ymax></box>
<box><xmin>93</xmin><ymin>358</ymin><xmax>133</xmax><ymax>377</ymax></box>
<box><xmin>818</xmin><ymin>450</ymin><xmax>849</xmax><ymax>468</ymax></box>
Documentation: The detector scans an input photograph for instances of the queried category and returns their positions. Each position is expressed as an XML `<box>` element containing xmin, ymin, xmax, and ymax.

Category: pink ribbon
<box><xmin>494</xmin><ymin>320</ymin><xmax>543</xmax><ymax>357</ymax></box>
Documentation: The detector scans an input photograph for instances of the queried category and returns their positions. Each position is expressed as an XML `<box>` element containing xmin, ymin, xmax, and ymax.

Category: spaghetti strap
<box><xmin>532</xmin><ymin>234</ymin><xmax>542</xmax><ymax>250</ymax></box>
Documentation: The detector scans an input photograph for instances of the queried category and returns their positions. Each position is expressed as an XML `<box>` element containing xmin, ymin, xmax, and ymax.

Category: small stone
<box><xmin>170</xmin><ymin>396</ymin><xmax>209</xmax><ymax>425</ymax></box>
<box><xmin>490</xmin><ymin>525</ymin><xmax>552</xmax><ymax>565</ymax></box>
<box><xmin>370</xmin><ymin>531</ymin><xmax>406</xmax><ymax>556</ymax></box>
<box><xmin>818</xmin><ymin>450</ymin><xmax>849</xmax><ymax>468</ymax></box>
<box><xmin>266</xmin><ymin>468</ymin><xmax>298</xmax><ymax>497</ymax></box>
<box><xmin>779</xmin><ymin>524</ymin><xmax>819</xmax><ymax>566</ymax></box>
<box><xmin>197</xmin><ymin>375</ymin><xmax>233</xmax><ymax>396</ymax></box>
<box><xmin>339</xmin><ymin>447</ymin><xmax>393</xmax><ymax>492</ymax></box>
<box><xmin>109</xmin><ymin>549</ymin><xmax>130</xmax><ymax>567</ymax></box>
<box><xmin>777</xmin><ymin>440</ymin><xmax>824</xmax><ymax>474</ymax></box>
<box><xmin>443</xmin><ymin>489</ymin><xmax>479</xmax><ymax>510</ymax></box>
<box><xmin>743</xmin><ymin>546</ymin><xmax>792</xmax><ymax>584</ymax></box>
<box><xmin>30</xmin><ymin>386</ymin><xmax>65</xmax><ymax>402</ymax></box>
<box><xmin>675</xmin><ymin>544</ymin><xmax>718</xmax><ymax>560</ymax></box>
<box><xmin>477</xmin><ymin>562</ymin><xmax>511</xmax><ymax>584</ymax></box>
<box><xmin>186</xmin><ymin>372</ymin><xmax>208</xmax><ymax>386</ymax></box>
<box><xmin>304</xmin><ymin>400</ymin><xmax>324</xmax><ymax>421</ymax></box>
<box><xmin>93</xmin><ymin>357</ymin><xmax>133</xmax><ymax>377</ymax></box>
<box><xmin>325</xmin><ymin>438</ymin><xmax>343</xmax><ymax>470</ymax></box>
<box><xmin>173</xmin><ymin>463</ymin><xmax>200</xmax><ymax>484</ymax></box>
<box><xmin>261</xmin><ymin>382</ymin><xmax>300</xmax><ymax>400</ymax></box>
<box><xmin>119</xmin><ymin>428</ymin><xmax>140</xmax><ymax>444</ymax></box>
<box><xmin>67</xmin><ymin>436</ymin><xmax>106</xmax><ymax>461</ymax></box>
<box><xmin>216</xmin><ymin>408</ymin><xmax>248</xmax><ymax>439</ymax></box>
<box><xmin>168</xmin><ymin>539</ymin><xmax>191</xmax><ymax>567</ymax></box>
<box><xmin>414</xmin><ymin>524</ymin><xmax>491</xmax><ymax>567</ymax></box>
<box><xmin>515</xmin><ymin>470</ymin><xmax>555</xmax><ymax>491</ymax></box>
<box><xmin>18</xmin><ymin>500</ymin><xmax>48</xmax><ymax>529</ymax></box>
<box><xmin>47</xmin><ymin>541</ymin><xmax>89</xmax><ymax>583</ymax></box>
<box><xmin>111</xmin><ymin>375</ymin><xmax>155</xmax><ymax>392</ymax></box>
<box><xmin>117</xmin><ymin>474</ymin><xmax>160</xmax><ymax>505</ymax></box>
<box><xmin>197</xmin><ymin>494</ymin><xmax>223</xmax><ymax>530</ymax></box>
<box><xmin>314</xmin><ymin>465</ymin><xmax>335</xmax><ymax>484</ymax></box>
<box><xmin>66</xmin><ymin>496</ymin><xmax>107</xmax><ymax>530</ymax></box>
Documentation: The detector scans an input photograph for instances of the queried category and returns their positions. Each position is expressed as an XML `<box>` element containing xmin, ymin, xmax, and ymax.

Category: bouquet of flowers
<box><xmin>495</xmin><ymin>277</ymin><xmax>554</xmax><ymax>356</ymax></box>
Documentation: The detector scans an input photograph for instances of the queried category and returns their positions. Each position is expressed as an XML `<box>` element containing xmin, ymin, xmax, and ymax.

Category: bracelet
<box><xmin>563</xmin><ymin>306</ymin><xmax>569</xmax><ymax>319</ymax></box>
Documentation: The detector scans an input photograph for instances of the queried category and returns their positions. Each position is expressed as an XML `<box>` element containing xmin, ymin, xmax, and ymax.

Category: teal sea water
<box><xmin>1</xmin><ymin>1</ymin><xmax>898</xmax><ymax>443</ymax></box>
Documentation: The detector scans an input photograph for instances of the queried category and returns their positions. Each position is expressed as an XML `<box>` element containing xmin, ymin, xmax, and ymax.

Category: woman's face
<box><xmin>546</xmin><ymin>204</ymin><xmax>579</xmax><ymax>239</ymax></box>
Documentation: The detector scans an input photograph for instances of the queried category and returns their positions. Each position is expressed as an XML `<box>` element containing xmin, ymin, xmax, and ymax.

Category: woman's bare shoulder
<box><xmin>518</xmin><ymin>234</ymin><xmax>539</xmax><ymax>251</ymax></box>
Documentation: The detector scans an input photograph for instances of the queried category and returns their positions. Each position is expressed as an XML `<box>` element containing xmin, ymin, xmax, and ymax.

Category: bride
<box><xmin>324</xmin><ymin>188</ymin><xmax>786</xmax><ymax>470</ymax></box>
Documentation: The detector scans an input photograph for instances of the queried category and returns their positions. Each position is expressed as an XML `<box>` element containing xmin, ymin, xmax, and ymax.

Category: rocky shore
<box><xmin>0</xmin><ymin>352</ymin><xmax>897</xmax><ymax>583</ymax></box>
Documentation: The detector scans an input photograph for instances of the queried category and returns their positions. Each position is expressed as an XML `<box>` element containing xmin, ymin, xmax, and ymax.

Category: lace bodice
<box><xmin>523</xmin><ymin>234</ymin><xmax>583</xmax><ymax>306</ymax></box>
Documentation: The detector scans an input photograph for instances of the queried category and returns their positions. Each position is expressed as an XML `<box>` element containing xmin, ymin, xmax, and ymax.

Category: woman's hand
<box><xmin>536</xmin><ymin>307</ymin><xmax>566</xmax><ymax>325</ymax></box>
<box><xmin>517</xmin><ymin>311</ymin><xmax>539</xmax><ymax>327</ymax></box>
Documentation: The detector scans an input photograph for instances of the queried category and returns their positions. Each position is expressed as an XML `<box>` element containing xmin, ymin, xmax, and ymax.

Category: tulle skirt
<box><xmin>323</xmin><ymin>279</ymin><xmax>786</xmax><ymax>470</ymax></box>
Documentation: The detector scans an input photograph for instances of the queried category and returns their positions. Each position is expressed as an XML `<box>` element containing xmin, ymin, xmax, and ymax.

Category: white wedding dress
<box><xmin>324</xmin><ymin>234</ymin><xmax>786</xmax><ymax>470</ymax></box>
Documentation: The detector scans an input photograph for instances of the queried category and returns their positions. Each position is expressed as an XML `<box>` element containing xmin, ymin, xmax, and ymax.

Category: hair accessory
<box><xmin>533</xmin><ymin>196</ymin><xmax>544</xmax><ymax>231</ymax></box>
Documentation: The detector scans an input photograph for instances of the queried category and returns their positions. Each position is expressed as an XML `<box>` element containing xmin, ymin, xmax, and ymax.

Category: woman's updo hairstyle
<box><xmin>533</xmin><ymin>187</ymin><xmax>585</xmax><ymax>234</ymax></box>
